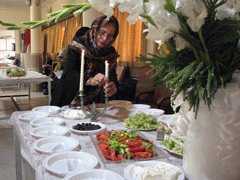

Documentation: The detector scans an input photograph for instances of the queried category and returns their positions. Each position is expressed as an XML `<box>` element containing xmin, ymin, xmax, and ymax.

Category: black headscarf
<box><xmin>72</xmin><ymin>15</ymin><xmax>119</xmax><ymax>61</ymax></box>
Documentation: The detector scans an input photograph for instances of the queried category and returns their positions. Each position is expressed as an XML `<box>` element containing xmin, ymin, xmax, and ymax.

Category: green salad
<box><xmin>7</xmin><ymin>67</ymin><xmax>26</xmax><ymax>77</ymax></box>
<box><xmin>161</xmin><ymin>137</ymin><xmax>184</xmax><ymax>155</ymax></box>
<box><xmin>124</xmin><ymin>112</ymin><xmax>161</xmax><ymax>130</ymax></box>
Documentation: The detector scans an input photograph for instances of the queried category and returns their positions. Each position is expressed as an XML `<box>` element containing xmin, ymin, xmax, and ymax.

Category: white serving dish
<box><xmin>139</xmin><ymin>108</ymin><xmax>165</xmax><ymax>118</ymax></box>
<box><xmin>69</xmin><ymin>122</ymin><xmax>106</xmax><ymax>135</ymax></box>
<box><xmin>60</xmin><ymin>110</ymin><xmax>86</xmax><ymax>120</ymax></box>
<box><xmin>33</xmin><ymin>136</ymin><xmax>79</xmax><ymax>154</ymax></box>
<box><xmin>108</xmin><ymin>100</ymin><xmax>132</xmax><ymax>107</ymax></box>
<box><xmin>30</xmin><ymin>125</ymin><xmax>69</xmax><ymax>139</ymax></box>
<box><xmin>32</xmin><ymin>105</ymin><xmax>61</xmax><ymax>114</ymax></box>
<box><xmin>157</xmin><ymin>114</ymin><xmax>177</xmax><ymax>126</ymax></box>
<box><xmin>63</xmin><ymin>169</ymin><xmax>124</xmax><ymax>180</ymax></box>
<box><xmin>124</xmin><ymin>160</ymin><xmax>185</xmax><ymax>180</ymax></box>
<box><xmin>43</xmin><ymin>151</ymin><xmax>98</xmax><ymax>177</ymax></box>
<box><xmin>30</xmin><ymin>117</ymin><xmax>64</xmax><ymax>127</ymax></box>
<box><xmin>18</xmin><ymin>111</ymin><xmax>50</xmax><ymax>122</ymax></box>
<box><xmin>127</xmin><ymin>104</ymin><xmax>151</xmax><ymax>110</ymax></box>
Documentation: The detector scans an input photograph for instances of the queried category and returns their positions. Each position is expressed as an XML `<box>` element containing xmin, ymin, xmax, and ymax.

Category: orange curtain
<box><xmin>113</xmin><ymin>7</ymin><xmax>146</xmax><ymax>67</ymax></box>
<box><xmin>42</xmin><ymin>15</ymin><xmax>82</xmax><ymax>61</ymax></box>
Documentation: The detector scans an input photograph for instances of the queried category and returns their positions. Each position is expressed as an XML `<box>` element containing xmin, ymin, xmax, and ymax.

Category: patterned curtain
<box><xmin>113</xmin><ymin>7</ymin><xmax>146</xmax><ymax>67</ymax></box>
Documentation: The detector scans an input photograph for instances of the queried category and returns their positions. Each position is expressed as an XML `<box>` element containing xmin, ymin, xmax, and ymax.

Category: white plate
<box><xmin>61</xmin><ymin>105</ymin><xmax>82</xmax><ymax>111</ymax></box>
<box><xmin>30</xmin><ymin>125</ymin><xmax>69</xmax><ymax>139</ymax></box>
<box><xmin>18</xmin><ymin>112</ymin><xmax>50</xmax><ymax>122</ymax></box>
<box><xmin>30</xmin><ymin>117</ymin><xmax>64</xmax><ymax>127</ymax></box>
<box><xmin>124</xmin><ymin>160</ymin><xmax>185</xmax><ymax>180</ymax></box>
<box><xmin>60</xmin><ymin>110</ymin><xmax>86</xmax><ymax>120</ymax></box>
<box><xmin>32</xmin><ymin>106</ymin><xmax>61</xmax><ymax>114</ymax></box>
<box><xmin>157</xmin><ymin>114</ymin><xmax>177</xmax><ymax>126</ymax></box>
<box><xmin>33</xmin><ymin>137</ymin><xmax>79</xmax><ymax>154</ymax></box>
<box><xmin>43</xmin><ymin>151</ymin><xmax>98</xmax><ymax>177</ymax></box>
<box><xmin>63</xmin><ymin>169</ymin><xmax>124</xmax><ymax>180</ymax></box>
<box><xmin>139</xmin><ymin>108</ymin><xmax>165</xmax><ymax>118</ymax></box>
<box><xmin>69</xmin><ymin>122</ymin><xmax>106</xmax><ymax>135</ymax></box>
<box><xmin>127</xmin><ymin>104</ymin><xmax>151</xmax><ymax>110</ymax></box>
<box><xmin>108</xmin><ymin>100</ymin><xmax>132</xmax><ymax>107</ymax></box>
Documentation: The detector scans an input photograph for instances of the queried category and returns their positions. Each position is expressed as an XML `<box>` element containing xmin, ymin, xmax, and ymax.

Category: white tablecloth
<box><xmin>9</xmin><ymin>107</ymin><xmax>183</xmax><ymax>180</ymax></box>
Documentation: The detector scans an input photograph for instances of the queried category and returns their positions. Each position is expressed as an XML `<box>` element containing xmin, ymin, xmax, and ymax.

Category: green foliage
<box><xmin>0</xmin><ymin>3</ymin><xmax>92</xmax><ymax>30</ymax></box>
<box><xmin>139</xmin><ymin>1</ymin><xmax>240</xmax><ymax>116</ymax></box>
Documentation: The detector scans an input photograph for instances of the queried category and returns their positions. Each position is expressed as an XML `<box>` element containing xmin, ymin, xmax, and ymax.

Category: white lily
<box><xmin>174</xmin><ymin>36</ymin><xmax>189</xmax><ymax>51</ymax></box>
<box><xmin>118</xmin><ymin>0</ymin><xmax>144</xmax><ymax>24</ymax></box>
<box><xmin>176</xmin><ymin>0</ymin><xmax>207</xmax><ymax>32</ymax></box>
<box><xmin>216</xmin><ymin>0</ymin><xmax>240</xmax><ymax>19</ymax></box>
<box><xmin>88</xmin><ymin>0</ymin><xmax>114</xmax><ymax>17</ymax></box>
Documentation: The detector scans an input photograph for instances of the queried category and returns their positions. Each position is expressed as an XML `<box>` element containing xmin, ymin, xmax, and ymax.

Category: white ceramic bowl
<box><xmin>18</xmin><ymin>111</ymin><xmax>50</xmax><ymax>122</ymax></box>
<box><xmin>63</xmin><ymin>169</ymin><xmax>124</xmax><ymax>180</ymax></box>
<box><xmin>30</xmin><ymin>125</ymin><xmax>69</xmax><ymax>139</ymax></box>
<box><xmin>139</xmin><ymin>108</ymin><xmax>165</xmax><ymax>118</ymax></box>
<box><xmin>30</xmin><ymin>117</ymin><xmax>64</xmax><ymax>127</ymax></box>
<box><xmin>127</xmin><ymin>104</ymin><xmax>151</xmax><ymax>110</ymax></box>
<box><xmin>43</xmin><ymin>151</ymin><xmax>98</xmax><ymax>177</ymax></box>
<box><xmin>69</xmin><ymin>122</ymin><xmax>106</xmax><ymax>135</ymax></box>
<box><xmin>33</xmin><ymin>136</ymin><xmax>79</xmax><ymax>154</ymax></box>
<box><xmin>32</xmin><ymin>105</ymin><xmax>61</xmax><ymax>114</ymax></box>
<box><xmin>60</xmin><ymin>110</ymin><xmax>86</xmax><ymax>120</ymax></box>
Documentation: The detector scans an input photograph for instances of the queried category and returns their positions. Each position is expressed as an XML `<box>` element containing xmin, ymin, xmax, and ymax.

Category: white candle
<box><xmin>105</xmin><ymin>60</ymin><xmax>109</xmax><ymax>79</ymax></box>
<box><xmin>80</xmin><ymin>50</ymin><xmax>85</xmax><ymax>91</ymax></box>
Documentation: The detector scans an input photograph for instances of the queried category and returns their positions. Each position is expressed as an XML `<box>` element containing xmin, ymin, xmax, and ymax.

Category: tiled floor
<box><xmin>0</xmin><ymin>85</ymin><xmax>48</xmax><ymax>180</ymax></box>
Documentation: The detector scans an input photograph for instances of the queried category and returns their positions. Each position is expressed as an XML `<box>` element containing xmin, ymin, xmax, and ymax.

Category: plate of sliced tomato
<box><xmin>89</xmin><ymin>129</ymin><xmax>168</xmax><ymax>166</ymax></box>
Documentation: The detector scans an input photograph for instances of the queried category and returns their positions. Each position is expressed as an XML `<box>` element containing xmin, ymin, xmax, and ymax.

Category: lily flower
<box><xmin>216</xmin><ymin>0</ymin><xmax>240</xmax><ymax>19</ymax></box>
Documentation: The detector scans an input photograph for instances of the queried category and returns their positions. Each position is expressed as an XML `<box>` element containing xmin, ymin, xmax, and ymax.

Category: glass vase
<box><xmin>183</xmin><ymin>74</ymin><xmax>240</xmax><ymax>180</ymax></box>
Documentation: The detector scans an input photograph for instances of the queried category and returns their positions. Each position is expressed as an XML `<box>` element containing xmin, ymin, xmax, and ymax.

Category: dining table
<box><xmin>0</xmin><ymin>70</ymin><xmax>52</xmax><ymax>112</ymax></box>
<box><xmin>9</xmin><ymin>104</ymin><xmax>184</xmax><ymax>180</ymax></box>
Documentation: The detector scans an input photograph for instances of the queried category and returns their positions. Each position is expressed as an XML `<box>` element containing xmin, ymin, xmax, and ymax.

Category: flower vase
<box><xmin>183</xmin><ymin>74</ymin><xmax>240</xmax><ymax>180</ymax></box>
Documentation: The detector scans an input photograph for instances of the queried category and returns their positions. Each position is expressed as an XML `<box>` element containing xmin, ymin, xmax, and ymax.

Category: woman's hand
<box><xmin>104</xmin><ymin>81</ymin><xmax>117</xmax><ymax>97</ymax></box>
<box><xmin>86</xmin><ymin>73</ymin><xmax>108</xmax><ymax>86</ymax></box>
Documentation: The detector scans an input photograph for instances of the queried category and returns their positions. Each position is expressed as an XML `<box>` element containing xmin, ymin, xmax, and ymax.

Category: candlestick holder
<box><xmin>80</xmin><ymin>90</ymin><xmax>108</xmax><ymax>122</ymax></box>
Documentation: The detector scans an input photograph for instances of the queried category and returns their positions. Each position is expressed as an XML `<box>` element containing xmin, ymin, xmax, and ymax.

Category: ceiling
<box><xmin>0</xmin><ymin>0</ymin><xmax>29</xmax><ymax>8</ymax></box>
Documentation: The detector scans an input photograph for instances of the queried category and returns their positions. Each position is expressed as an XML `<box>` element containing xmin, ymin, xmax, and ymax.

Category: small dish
<box><xmin>30</xmin><ymin>125</ymin><xmax>69</xmax><ymax>139</ymax></box>
<box><xmin>32</xmin><ymin>105</ymin><xmax>61</xmax><ymax>114</ymax></box>
<box><xmin>108</xmin><ymin>100</ymin><xmax>132</xmax><ymax>108</ymax></box>
<box><xmin>139</xmin><ymin>108</ymin><xmax>165</xmax><ymax>118</ymax></box>
<box><xmin>124</xmin><ymin>160</ymin><xmax>185</xmax><ymax>180</ymax></box>
<box><xmin>69</xmin><ymin>122</ymin><xmax>106</xmax><ymax>135</ymax></box>
<box><xmin>63</xmin><ymin>169</ymin><xmax>124</xmax><ymax>180</ymax></box>
<box><xmin>43</xmin><ymin>151</ymin><xmax>98</xmax><ymax>177</ymax></box>
<box><xmin>127</xmin><ymin>104</ymin><xmax>151</xmax><ymax>110</ymax></box>
<box><xmin>30</xmin><ymin>117</ymin><xmax>64</xmax><ymax>127</ymax></box>
<box><xmin>18</xmin><ymin>111</ymin><xmax>50</xmax><ymax>122</ymax></box>
<box><xmin>60</xmin><ymin>110</ymin><xmax>86</xmax><ymax>120</ymax></box>
<box><xmin>33</xmin><ymin>136</ymin><xmax>79</xmax><ymax>154</ymax></box>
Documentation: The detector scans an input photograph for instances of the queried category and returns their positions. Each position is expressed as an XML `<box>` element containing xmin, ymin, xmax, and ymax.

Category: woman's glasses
<box><xmin>97</xmin><ymin>30</ymin><xmax>114</xmax><ymax>41</ymax></box>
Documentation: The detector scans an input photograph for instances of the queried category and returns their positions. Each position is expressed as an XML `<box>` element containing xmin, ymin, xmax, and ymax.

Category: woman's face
<box><xmin>96</xmin><ymin>23</ymin><xmax>116</xmax><ymax>48</ymax></box>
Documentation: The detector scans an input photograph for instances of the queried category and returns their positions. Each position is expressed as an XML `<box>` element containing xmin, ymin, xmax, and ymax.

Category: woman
<box><xmin>50</xmin><ymin>16</ymin><xmax>120</xmax><ymax>107</ymax></box>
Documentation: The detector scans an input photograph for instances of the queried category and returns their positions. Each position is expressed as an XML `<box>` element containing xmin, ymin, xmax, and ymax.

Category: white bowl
<box><xmin>30</xmin><ymin>117</ymin><xmax>64</xmax><ymax>127</ymax></box>
<box><xmin>43</xmin><ymin>151</ymin><xmax>98</xmax><ymax>177</ymax></box>
<box><xmin>30</xmin><ymin>125</ymin><xmax>69</xmax><ymax>139</ymax></box>
<box><xmin>157</xmin><ymin>114</ymin><xmax>178</xmax><ymax>126</ymax></box>
<box><xmin>33</xmin><ymin>136</ymin><xmax>79</xmax><ymax>154</ymax></box>
<box><xmin>127</xmin><ymin>104</ymin><xmax>151</xmax><ymax>110</ymax></box>
<box><xmin>32</xmin><ymin>105</ymin><xmax>61</xmax><ymax>114</ymax></box>
<box><xmin>139</xmin><ymin>108</ymin><xmax>165</xmax><ymax>118</ymax></box>
<box><xmin>63</xmin><ymin>169</ymin><xmax>124</xmax><ymax>180</ymax></box>
<box><xmin>18</xmin><ymin>111</ymin><xmax>50</xmax><ymax>122</ymax></box>
<box><xmin>69</xmin><ymin>122</ymin><xmax>106</xmax><ymax>135</ymax></box>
